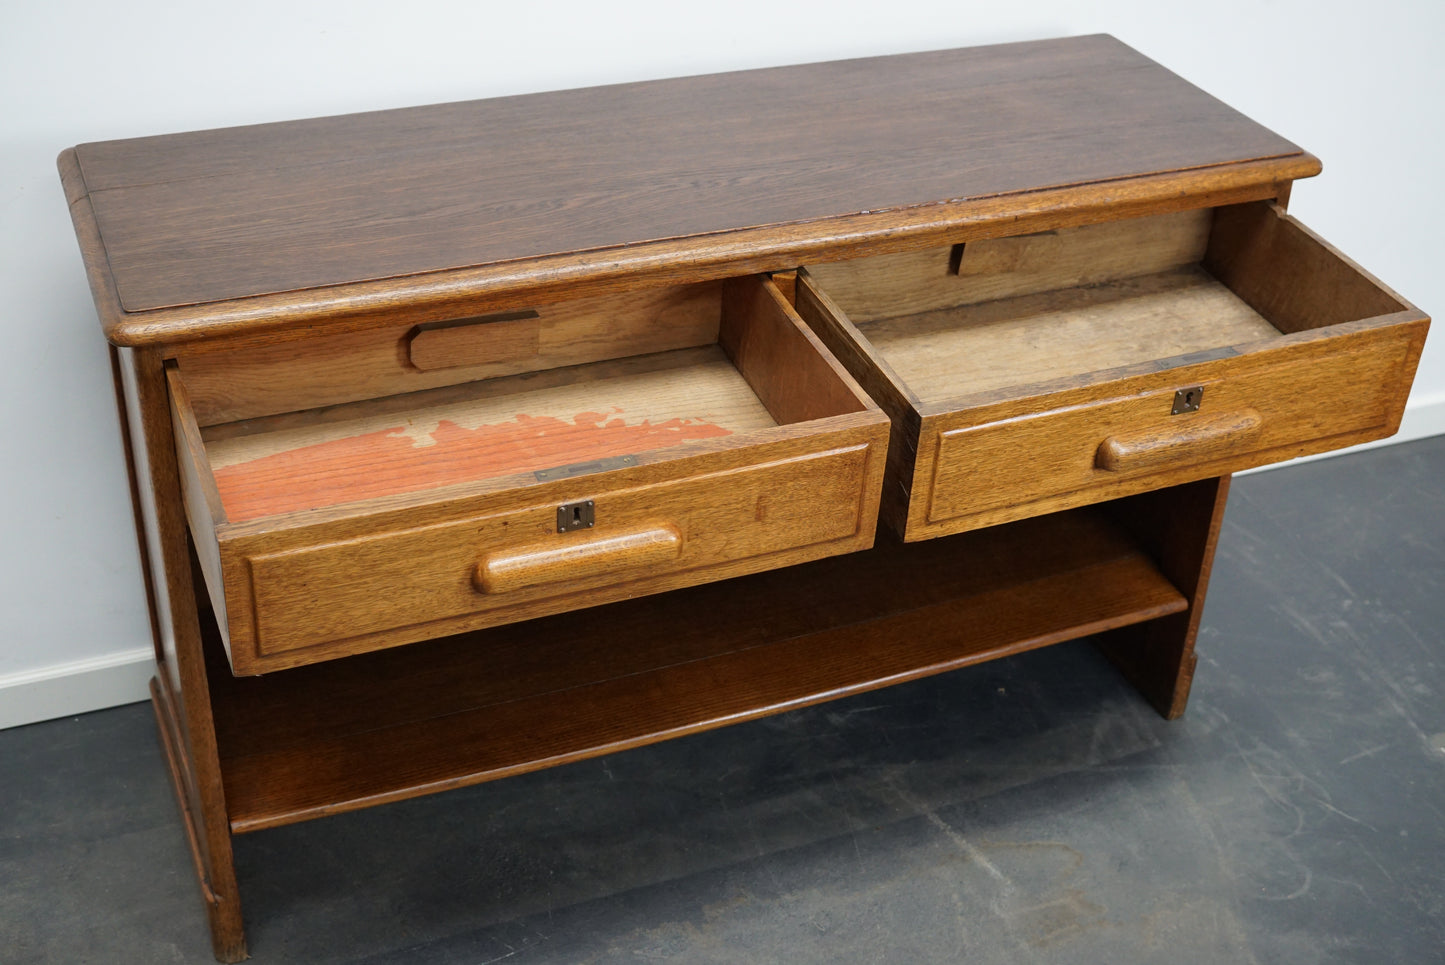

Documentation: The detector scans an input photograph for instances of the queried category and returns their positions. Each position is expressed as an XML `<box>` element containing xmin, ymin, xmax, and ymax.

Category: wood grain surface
<box><xmin>203</xmin><ymin>506</ymin><xmax>1187</xmax><ymax>831</ymax></box>
<box><xmin>805</xmin><ymin>207</ymin><xmax>1213</xmax><ymax>322</ymax></box>
<box><xmin>164</xmin><ymin>363</ymin><xmax>231</xmax><ymax>639</ymax></box>
<box><xmin>67</xmin><ymin>35</ymin><xmax>1424</xmax><ymax>962</ymax></box>
<box><xmin>204</xmin><ymin>419</ymin><xmax>888</xmax><ymax>674</ymax></box>
<box><xmin>165</xmin><ymin>277</ymin><xmax>892</xmax><ymax>671</ymax></box>
<box><xmin>406</xmin><ymin>312</ymin><xmax>543</xmax><ymax>372</ymax></box>
<box><xmin>176</xmin><ymin>282</ymin><xmax>724</xmax><ymax>425</ymax></box>
<box><xmin>475</xmin><ymin>524</ymin><xmax>683</xmax><ymax>594</ymax></box>
<box><xmin>201</xmin><ymin>347</ymin><xmax>770</xmax><ymax>522</ymax></box>
<box><xmin>241</xmin><ymin>443</ymin><xmax>873</xmax><ymax>659</ymax></box>
<box><xmin>64</xmin><ymin>35</ymin><xmax>1313</xmax><ymax>346</ymax></box>
<box><xmin>1205</xmin><ymin>201</ymin><xmax>1412</xmax><ymax>333</ymax></box>
<box><xmin>719</xmin><ymin>274</ymin><xmax>871</xmax><ymax>424</ymax></box>
<box><xmin>797</xmin><ymin>202</ymin><xmax>1428</xmax><ymax>541</ymax></box>
<box><xmin>1095</xmin><ymin>409</ymin><xmax>1264</xmax><ymax>473</ymax></box>
<box><xmin>793</xmin><ymin>273</ymin><xmax>924</xmax><ymax>536</ymax></box>
<box><xmin>119</xmin><ymin>347</ymin><xmax>249</xmax><ymax>960</ymax></box>
<box><xmin>914</xmin><ymin>323</ymin><xmax>1422</xmax><ymax>536</ymax></box>
<box><xmin>1096</xmin><ymin>476</ymin><xmax>1231</xmax><ymax>719</ymax></box>
<box><xmin>860</xmin><ymin>267</ymin><xmax>1283</xmax><ymax>401</ymax></box>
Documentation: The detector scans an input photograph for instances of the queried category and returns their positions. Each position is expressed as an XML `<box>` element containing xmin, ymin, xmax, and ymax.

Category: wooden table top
<box><xmin>63</xmin><ymin>34</ymin><xmax>1313</xmax><ymax>344</ymax></box>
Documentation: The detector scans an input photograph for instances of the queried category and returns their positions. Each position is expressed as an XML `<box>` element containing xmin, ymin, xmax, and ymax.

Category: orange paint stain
<box><xmin>213</xmin><ymin>411</ymin><xmax>733</xmax><ymax>522</ymax></box>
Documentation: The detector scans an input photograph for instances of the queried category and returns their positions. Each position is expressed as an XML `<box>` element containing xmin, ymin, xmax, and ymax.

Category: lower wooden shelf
<box><xmin>205</xmin><ymin>506</ymin><xmax>1186</xmax><ymax>834</ymax></box>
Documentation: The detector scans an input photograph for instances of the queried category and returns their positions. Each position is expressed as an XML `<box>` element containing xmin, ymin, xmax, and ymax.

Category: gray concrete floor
<box><xmin>4</xmin><ymin>437</ymin><xmax>1444</xmax><ymax>964</ymax></box>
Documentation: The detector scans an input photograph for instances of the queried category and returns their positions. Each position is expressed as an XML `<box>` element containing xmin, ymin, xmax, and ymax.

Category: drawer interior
<box><xmin>801</xmin><ymin>201</ymin><xmax>1411</xmax><ymax>408</ymax></box>
<box><xmin>201</xmin><ymin>346</ymin><xmax>774</xmax><ymax>523</ymax></box>
<box><xmin>174</xmin><ymin>275</ymin><xmax>871</xmax><ymax>525</ymax></box>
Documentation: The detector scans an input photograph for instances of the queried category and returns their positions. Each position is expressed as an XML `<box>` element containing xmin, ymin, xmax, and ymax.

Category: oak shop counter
<box><xmin>59</xmin><ymin>34</ymin><xmax>1427</xmax><ymax>961</ymax></box>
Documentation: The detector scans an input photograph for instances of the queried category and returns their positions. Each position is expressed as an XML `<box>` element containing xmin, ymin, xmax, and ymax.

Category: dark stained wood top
<box><xmin>63</xmin><ymin>35</ymin><xmax>1316</xmax><ymax>345</ymax></box>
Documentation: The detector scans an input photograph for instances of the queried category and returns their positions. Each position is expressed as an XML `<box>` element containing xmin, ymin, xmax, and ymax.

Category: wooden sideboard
<box><xmin>59</xmin><ymin>35</ymin><xmax>1428</xmax><ymax>961</ymax></box>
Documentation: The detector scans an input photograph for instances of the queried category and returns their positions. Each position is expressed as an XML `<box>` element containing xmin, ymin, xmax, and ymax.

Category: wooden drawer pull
<box><xmin>1095</xmin><ymin>408</ymin><xmax>1263</xmax><ymax>473</ymax></box>
<box><xmin>475</xmin><ymin>525</ymin><xmax>683</xmax><ymax>594</ymax></box>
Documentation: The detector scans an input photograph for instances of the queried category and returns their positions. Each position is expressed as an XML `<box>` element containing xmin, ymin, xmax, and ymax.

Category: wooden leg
<box><xmin>115</xmin><ymin>346</ymin><xmax>248</xmax><ymax>962</ymax></box>
<box><xmin>1095</xmin><ymin>475</ymin><xmax>1231</xmax><ymax>719</ymax></box>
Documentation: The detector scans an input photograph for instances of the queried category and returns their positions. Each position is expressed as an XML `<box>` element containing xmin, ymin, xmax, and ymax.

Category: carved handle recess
<box><xmin>408</xmin><ymin>310</ymin><xmax>541</xmax><ymax>371</ymax></box>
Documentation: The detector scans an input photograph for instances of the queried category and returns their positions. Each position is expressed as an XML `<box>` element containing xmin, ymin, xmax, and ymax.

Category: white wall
<box><xmin>2</xmin><ymin>0</ymin><xmax>1441</xmax><ymax>727</ymax></box>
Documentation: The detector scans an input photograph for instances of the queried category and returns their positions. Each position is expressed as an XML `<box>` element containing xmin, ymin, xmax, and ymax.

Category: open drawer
<box><xmin>797</xmin><ymin>201</ymin><xmax>1429</xmax><ymax>541</ymax></box>
<box><xmin>168</xmin><ymin>275</ymin><xmax>889</xmax><ymax>674</ymax></box>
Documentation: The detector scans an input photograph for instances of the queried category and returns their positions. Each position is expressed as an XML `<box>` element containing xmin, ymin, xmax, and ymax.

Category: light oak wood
<box><xmin>199</xmin><ymin>346</ymin><xmax>776</xmax><ymax>522</ymax></box>
<box><xmin>191</xmin><ymin>276</ymin><xmax>873</xmax><ymax>527</ymax></box>
<box><xmin>1206</xmin><ymin>201</ymin><xmax>1409</xmax><ymax>333</ymax></box>
<box><xmin>793</xmin><ymin>275</ymin><xmax>923</xmax><ymax>536</ymax></box>
<box><xmin>164</xmin><ymin>363</ymin><xmax>230</xmax><ymax>638</ymax></box>
<box><xmin>719</xmin><ymin>274</ymin><xmax>870</xmax><ymax>424</ymax></box>
<box><xmin>178</xmin><ymin>281</ymin><xmax>723</xmax><ymax>425</ymax></box>
<box><xmin>857</xmin><ymin>267</ymin><xmax>1282</xmax><ymax>401</ymax></box>
<box><xmin>915</xmin><ymin>323</ymin><xmax>1420</xmax><ymax>535</ymax></box>
<box><xmin>1095</xmin><ymin>408</ymin><xmax>1263</xmax><ymax>472</ymax></box>
<box><xmin>407</xmin><ymin>310</ymin><xmax>541</xmax><ymax>372</ymax></box>
<box><xmin>239</xmin><ymin>441</ymin><xmax>875</xmax><ymax>661</ymax></box>
<box><xmin>476</xmin><ymin>524</ymin><xmax>683</xmax><ymax>594</ymax></box>
<box><xmin>769</xmin><ymin>270</ymin><xmax>797</xmax><ymax>305</ymax></box>
<box><xmin>1096</xmin><ymin>476</ymin><xmax>1230</xmax><ymax>719</ymax></box>
<box><xmin>806</xmin><ymin>207</ymin><xmax>1212</xmax><ymax>322</ymax></box>
<box><xmin>204</xmin><ymin>506</ymin><xmax>1186</xmax><ymax>832</ymax></box>
<box><xmin>59</xmin><ymin>38</ymin><xmax>1428</xmax><ymax>962</ymax></box>
<box><xmin>199</xmin><ymin>344</ymin><xmax>735</xmax><ymax>444</ymax></box>
<box><xmin>159</xmin><ymin>274</ymin><xmax>890</xmax><ymax>672</ymax></box>
<box><xmin>801</xmin><ymin>201</ymin><xmax>1429</xmax><ymax>541</ymax></box>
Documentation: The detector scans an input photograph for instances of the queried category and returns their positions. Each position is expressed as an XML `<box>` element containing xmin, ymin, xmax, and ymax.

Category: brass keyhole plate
<box><xmin>1172</xmin><ymin>386</ymin><xmax>1204</xmax><ymax>415</ymax></box>
<box><xmin>556</xmin><ymin>499</ymin><xmax>596</xmax><ymax>533</ymax></box>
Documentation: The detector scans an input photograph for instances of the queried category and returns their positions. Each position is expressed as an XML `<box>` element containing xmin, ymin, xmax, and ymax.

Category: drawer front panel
<box><xmin>245</xmin><ymin>444</ymin><xmax>872</xmax><ymax>657</ymax></box>
<box><xmin>924</xmin><ymin>329</ymin><xmax>1412</xmax><ymax>530</ymax></box>
<box><xmin>800</xmin><ymin>202</ymin><xmax>1429</xmax><ymax>543</ymax></box>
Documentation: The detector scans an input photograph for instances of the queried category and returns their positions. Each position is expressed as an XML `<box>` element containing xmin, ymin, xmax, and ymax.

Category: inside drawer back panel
<box><xmin>803</xmin><ymin>208</ymin><xmax>1213</xmax><ymax>323</ymax></box>
<box><xmin>175</xmin><ymin>281</ymin><xmax>724</xmax><ymax>426</ymax></box>
<box><xmin>802</xmin><ymin>202</ymin><xmax>1420</xmax><ymax>410</ymax></box>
